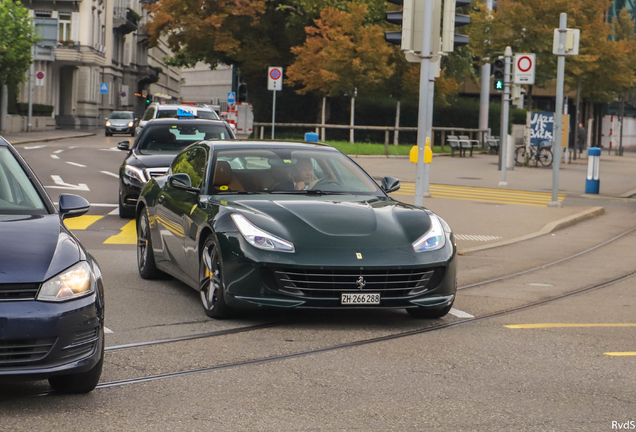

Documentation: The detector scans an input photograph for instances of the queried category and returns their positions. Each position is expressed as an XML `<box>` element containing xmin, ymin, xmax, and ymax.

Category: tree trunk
<box><xmin>524</xmin><ymin>85</ymin><xmax>534</xmax><ymax>153</ymax></box>
<box><xmin>0</xmin><ymin>85</ymin><xmax>8</xmax><ymax>134</ymax></box>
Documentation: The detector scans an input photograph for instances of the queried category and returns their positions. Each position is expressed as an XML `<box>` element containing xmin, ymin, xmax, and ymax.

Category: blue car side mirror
<box><xmin>58</xmin><ymin>194</ymin><xmax>90</xmax><ymax>219</ymax></box>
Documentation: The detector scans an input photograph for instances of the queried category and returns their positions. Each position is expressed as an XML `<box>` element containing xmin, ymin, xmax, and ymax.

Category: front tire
<box><xmin>199</xmin><ymin>237</ymin><xmax>234</xmax><ymax>319</ymax></box>
<box><xmin>406</xmin><ymin>303</ymin><xmax>453</xmax><ymax>319</ymax></box>
<box><xmin>48</xmin><ymin>343</ymin><xmax>103</xmax><ymax>394</ymax></box>
<box><xmin>137</xmin><ymin>209</ymin><xmax>162</xmax><ymax>279</ymax></box>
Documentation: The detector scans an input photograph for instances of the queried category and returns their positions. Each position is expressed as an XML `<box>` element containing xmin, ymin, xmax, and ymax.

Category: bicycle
<box><xmin>514</xmin><ymin>141</ymin><xmax>553</xmax><ymax>167</ymax></box>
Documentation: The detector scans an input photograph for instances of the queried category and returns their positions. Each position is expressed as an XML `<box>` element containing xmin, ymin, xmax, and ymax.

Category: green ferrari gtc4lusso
<box><xmin>136</xmin><ymin>141</ymin><xmax>457</xmax><ymax>319</ymax></box>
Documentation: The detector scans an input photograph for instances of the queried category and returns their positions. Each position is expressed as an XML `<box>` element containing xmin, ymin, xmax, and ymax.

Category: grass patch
<box><xmin>323</xmin><ymin>141</ymin><xmax>452</xmax><ymax>156</ymax></box>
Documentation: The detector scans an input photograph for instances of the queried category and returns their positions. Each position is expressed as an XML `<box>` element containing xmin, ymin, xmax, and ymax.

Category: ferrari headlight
<box><xmin>37</xmin><ymin>261</ymin><xmax>94</xmax><ymax>302</ymax></box>
<box><xmin>413</xmin><ymin>215</ymin><xmax>446</xmax><ymax>252</ymax></box>
<box><xmin>127</xmin><ymin>121</ymin><xmax>134</xmax><ymax>127</ymax></box>
<box><xmin>231</xmin><ymin>214</ymin><xmax>295</xmax><ymax>253</ymax></box>
<box><xmin>124</xmin><ymin>165</ymin><xmax>147</xmax><ymax>183</ymax></box>
<box><xmin>105</xmin><ymin>121</ymin><xmax>111</xmax><ymax>127</ymax></box>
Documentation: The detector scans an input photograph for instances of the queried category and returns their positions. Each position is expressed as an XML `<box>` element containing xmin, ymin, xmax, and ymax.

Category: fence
<box><xmin>253</xmin><ymin>122</ymin><xmax>487</xmax><ymax>154</ymax></box>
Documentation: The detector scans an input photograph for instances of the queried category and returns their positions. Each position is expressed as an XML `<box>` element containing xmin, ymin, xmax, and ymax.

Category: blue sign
<box><xmin>100</xmin><ymin>83</ymin><xmax>109</xmax><ymax>94</ymax></box>
<box><xmin>227</xmin><ymin>92</ymin><xmax>236</xmax><ymax>104</ymax></box>
<box><xmin>531</xmin><ymin>112</ymin><xmax>554</xmax><ymax>146</ymax></box>
<box><xmin>177</xmin><ymin>107</ymin><xmax>196</xmax><ymax>117</ymax></box>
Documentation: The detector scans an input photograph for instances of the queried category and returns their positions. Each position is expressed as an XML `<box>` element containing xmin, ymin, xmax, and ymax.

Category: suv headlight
<box><xmin>124</xmin><ymin>165</ymin><xmax>147</xmax><ymax>183</ymax></box>
<box><xmin>231</xmin><ymin>214</ymin><xmax>295</xmax><ymax>253</ymax></box>
<box><xmin>37</xmin><ymin>261</ymin><xmax>95</xmax><ymax>302</ymax></box>
<box><xmin>412</xmin><ymin>215</ymin><xmax>448</xmax><ymax>252</ymax></box>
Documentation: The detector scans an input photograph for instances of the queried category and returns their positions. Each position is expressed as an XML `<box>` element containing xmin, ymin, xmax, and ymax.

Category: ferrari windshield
<box><xmin>0</xmin><ymin>147</ymin><xmax>46</xmax><ymax>214</ymax></box>
<box><xmin>138</xmin><ymin>123</ymin><xmax>231</xmax><ymax>154</ymax></box>
<box><xmin>211</xmin><ymin>148</ymin><xmax>383</xmax><ymax>195</ymax></box>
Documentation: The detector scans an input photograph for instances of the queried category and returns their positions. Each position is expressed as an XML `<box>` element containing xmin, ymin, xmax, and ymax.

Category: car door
<box><xmin>160</xmin><ymin>146</ymin><xmax>208</xmax><ymax>282</ymax></box>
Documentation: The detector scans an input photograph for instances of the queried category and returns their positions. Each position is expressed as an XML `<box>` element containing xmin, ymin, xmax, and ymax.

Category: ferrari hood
<box><xmin>228</xmin><ymin>197</ymin><xmax>433</xmax><ymax>251</ymax></box>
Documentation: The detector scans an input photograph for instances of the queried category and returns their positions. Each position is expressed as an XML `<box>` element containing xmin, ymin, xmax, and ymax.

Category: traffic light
<box><xmin>385</xmin><ymin>0</ymin><xmax>414</xmax><ymax>50</ymax></box>
<box><xmin>442</xmin><ymin>0</ymin><xmax>471</xmax><ymax>52</ymax></box>
<box><xmin>492</xmin><ymin>57</ymin><xmax>504</xmax><ymax>91</ymax></box>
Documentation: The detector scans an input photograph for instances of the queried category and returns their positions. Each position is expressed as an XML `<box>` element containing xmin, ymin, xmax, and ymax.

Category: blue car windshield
<box><xmin>0</xmin><ymin>147</ymin><xmax>46</xmax><ymax>214</ymax></box>
<box><xmin>211</xmin><ymin>148</ymin><xmax>383</xmax><ymax>195</ymax></box>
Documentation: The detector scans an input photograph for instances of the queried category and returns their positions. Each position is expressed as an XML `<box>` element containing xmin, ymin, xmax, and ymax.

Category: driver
<box><xmin>293</xmin><ymin>158</ymin><xmax>317</xmax><ymax>190</ymax></box>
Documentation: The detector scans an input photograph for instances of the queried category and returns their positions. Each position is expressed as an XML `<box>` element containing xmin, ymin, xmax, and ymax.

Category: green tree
<box><xmin>0</xmin><ymin>0</ymin><xmax>39</xmax><ymax>88</ymax></box>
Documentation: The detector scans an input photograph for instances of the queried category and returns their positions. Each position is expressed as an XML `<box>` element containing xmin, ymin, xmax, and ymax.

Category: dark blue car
<box><xmin>0</xmin><ymin>138</ymin><xmax>104</xmax><ymax>393</ymax></box>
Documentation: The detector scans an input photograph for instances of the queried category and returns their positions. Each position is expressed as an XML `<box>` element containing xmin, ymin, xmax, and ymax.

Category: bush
<box><xmin>14</xmin><ymin>103</ymin><xmax>54</xmax><ymax>117</ymax></box>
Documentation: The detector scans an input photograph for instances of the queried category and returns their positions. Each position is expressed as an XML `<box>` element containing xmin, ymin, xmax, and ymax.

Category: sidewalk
<box><xmin>1</xmin><ymin>129</ymin><xmax>96</xmax><ymax>145</ymax></box>
<box><xmin>353</xmin><ymin>151</ymin><xmax>636</xmax><ymax>253</ymax></box>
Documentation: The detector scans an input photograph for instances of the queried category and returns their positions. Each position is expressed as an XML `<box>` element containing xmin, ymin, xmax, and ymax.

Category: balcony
<box><xmin>55</xmin><ymin>43</ymin><xmax>107</xmax><ymax>66</ymax></box>
<box><xmin>114</xmin><ymin>8</ymin><xmax>139</xmax><ymax>34</ymax></box>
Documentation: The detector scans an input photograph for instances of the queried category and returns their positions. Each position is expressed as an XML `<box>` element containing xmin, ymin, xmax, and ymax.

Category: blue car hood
<box><xmin>0</xmin><ymin>214</ymin><xmax>81</xmax><ymax>283</ymax></box>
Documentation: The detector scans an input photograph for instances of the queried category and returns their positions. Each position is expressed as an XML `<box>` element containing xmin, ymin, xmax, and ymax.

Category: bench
<box><xmin>446</xmin><ymin>135</ymin><xmax>461</xmax><ymax>157</ymax></box>
<box><xmin>486</xmin><ymin>137</ymin><xmax>499</xmax><ymax>154</ymax></box>
<box><xmin>458</xmin><ymin>135</ymin><xmax>480</xmax><ymax>157</ymax></box>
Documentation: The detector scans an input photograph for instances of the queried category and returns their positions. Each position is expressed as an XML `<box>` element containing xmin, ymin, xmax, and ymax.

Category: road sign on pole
<box><xmin>36</xmin><ymin>71</ymin><xmax>45</xmax><ymax>87</ymax></box>
<box><xmin>227</xmin><ymin>92</ymin><xmax>236</xmax><ymax>104</ymax></box>
<box><xmin>499</xmin><ymin>46</ymin><xmax>513</xmax><ymax>186</ymax></box>
<box><xmin>267</xmin><ymin>67</ymin><xmax>283</xmax><ymax>91</ymax></box>
<box><xmin>100</xmin><ymin>83</ymin><xmax>109</xmax><ymax>94</ymax></box>
<box><xmin>514</xmin><ymin>53</ymin><xmax>536</xmax><ymax>85</ymax></box>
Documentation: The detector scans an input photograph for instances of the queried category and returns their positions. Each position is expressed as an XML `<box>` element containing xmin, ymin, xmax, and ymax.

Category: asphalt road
<box><xmin>2</xmin><ymin>135</ymin><xmax>636</xmax><ymax>431</ymax></box>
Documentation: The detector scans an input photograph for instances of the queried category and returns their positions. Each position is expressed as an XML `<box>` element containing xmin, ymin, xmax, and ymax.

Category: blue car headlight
<box><xmin>412</xmin><ymin>214</ymin><xmax>448</xmax><ymax>252</ymax></box>
<box><xmin>231</xmin><ymin>213</ymin><xmax>295</xmax><ymax>253</ymax></box>
<box><xmin>37</xmin><ymin>261</ymin><xmax>95</xmax><ymax>302</ymax></box>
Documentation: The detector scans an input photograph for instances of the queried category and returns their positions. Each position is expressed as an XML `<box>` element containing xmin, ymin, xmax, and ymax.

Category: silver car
<box><xmin>105</xmin><ymin>111</ymin><xmax>137</xmax><ymax>137</ymax></box>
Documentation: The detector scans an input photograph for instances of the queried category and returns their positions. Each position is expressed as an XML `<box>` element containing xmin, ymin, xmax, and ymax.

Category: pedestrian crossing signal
<box><xmin>494</xmin><ymin>79</ymin><xmax>504</xmax><ymax>91</ymax></box>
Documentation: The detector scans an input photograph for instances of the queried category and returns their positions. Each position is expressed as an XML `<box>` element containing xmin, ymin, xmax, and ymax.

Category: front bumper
<box><xmin>0</xmin><ymin>293</ymin><xmax>104</xmax><ymax>378</ymax></box>
<box><xmin>106</xmin><ymin>126</ymin><xmax>134</xmax><ymax>134</ymax></box>
<box><xmin>218</xmin><ymin>233</ymin><xmax>457</xmax><ymax>310</ymax></box>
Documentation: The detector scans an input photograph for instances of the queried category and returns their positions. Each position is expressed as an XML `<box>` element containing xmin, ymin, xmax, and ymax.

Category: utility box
<box><xmin>226</xmin><ymin>103</ymin><xmax>253</xmax><ymax>138</ymax></box>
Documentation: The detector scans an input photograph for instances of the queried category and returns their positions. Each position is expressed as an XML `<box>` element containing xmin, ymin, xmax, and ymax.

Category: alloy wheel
<box><xmin>137</xmin><ymin>213</ymin><xmax>149</xmax><ymax>271</ymax></box>
<box><xmin>200</xmin><ymin>243</ymin><xmax>222</xmax><ymax>311</ymax></box>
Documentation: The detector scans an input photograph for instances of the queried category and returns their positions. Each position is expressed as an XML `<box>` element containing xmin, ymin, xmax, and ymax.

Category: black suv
<box><xmin>117</xmin><ymin>118</ymin><xmax>235</xmax><ymax>218</ymax></box>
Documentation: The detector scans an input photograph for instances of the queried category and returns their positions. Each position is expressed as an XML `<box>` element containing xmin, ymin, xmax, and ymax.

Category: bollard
<box><xmin>585</xmin><ymin>147</ymin><xmax>601</xmax><ymax>194</ymax></box>
<box><xmin>304</xmin><ymin>132</ymin><xmax>319</xmax><ymax>143</ymax></box>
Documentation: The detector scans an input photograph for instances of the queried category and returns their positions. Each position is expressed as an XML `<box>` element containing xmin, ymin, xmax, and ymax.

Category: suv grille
<box><xmin>0</xmin><ymin>338</ymin><xmax>56</xmax><ymax>366</ymax></box>
<box><xmin>271</xmin><ymin>267</ymin><xmax>444</xmax><ymax>299</ymax></box>
<box><xmin>0</xmin><ymin>283</ymin><xmax>40</xmax><ymax>301</ymax></box>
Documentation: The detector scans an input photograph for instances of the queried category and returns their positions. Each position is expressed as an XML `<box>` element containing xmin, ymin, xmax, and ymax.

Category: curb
<box><xmin>10</xmin><ymin>133</ymin><xmax>96</xmax><ymax>145</ymax></box>
<box><xmin>618</xmin><ymin>187</ymin><xmax>636</xmax><ymax>199</ymax></box>
<box><xmin>460</xmin><ymin>206</ymin><xmax>606</xmax><ymax>254</ymax></box>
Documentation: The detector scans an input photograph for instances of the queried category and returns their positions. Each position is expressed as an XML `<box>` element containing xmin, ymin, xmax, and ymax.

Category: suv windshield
<box><xmin>0</xmin><ymin>147</ymin><xmax>46</xmax><ymax>214</ymax></box>
<box><xmin>109</xmin><ymin>112</ymin><xmax>133</xmax><ymax>119</ymax></box>
<box><xmin>156</xmin><ymin>109</ymin><xmax>219</xmax><ymax>120</ymax></box>
<box><xmin>210</xmin><ymin>148</ymin><xmax>382</xmax><ymax>196</ymax></box>
<box><xmin>137</xmin><ymin>123</ymin><xmax>231</xmax><ymax>154</ymax></box>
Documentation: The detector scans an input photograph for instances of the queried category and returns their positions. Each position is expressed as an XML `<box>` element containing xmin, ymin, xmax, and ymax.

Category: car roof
<box><xmin>200</xmin><ymin>140</ymin><xmax>337</xmax><ymax>151</ymax></box>
<box><xmin>154</xmin><ymin>104</ymin><xmax>214</xmax><ymax>111</ymax></box>
<box><xmin>144</xmin><ymin>118</ymin><xmax>227</xmax><ymax>126</ymax></box>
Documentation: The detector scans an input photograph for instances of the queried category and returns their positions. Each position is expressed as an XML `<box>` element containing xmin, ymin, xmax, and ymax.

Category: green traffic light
<box><xmin>495</xmin><ymin>79</ymin><xmax>503</xmax><ymax>91</ymax></box>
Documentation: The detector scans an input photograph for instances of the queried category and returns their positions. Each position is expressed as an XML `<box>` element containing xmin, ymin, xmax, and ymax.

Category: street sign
<box><xmin>36</xmin><ymin>71</ymin><xmax>45</xmax><ymax>87</ymax></box>
<box><xmin>514</xmin><ymin>53</ymin><xmax>536</xmax><ymax>85</ymax></box>
<box><xmin>268</xmin><ymin>67</ymin><xmax>283</xmax><ymax>91</ymax></box>
<box><xmin>553</xmin><ymin>28</ymin><xmax>580</xmax><ymax>55</ymax></box>
<box><xmin>100</xmin><ymin>83</ymin><xmax>109</xmax><ymax>94</ymax></box>
<box><xmin>36</xmin><ymin>71</ymin><xmax>44</xmax><ymax>80</ymax></box>
<box><xmin>227</xmin><ymin>92</ymin><xmax>236</xmax><ymax>104</ymax></box>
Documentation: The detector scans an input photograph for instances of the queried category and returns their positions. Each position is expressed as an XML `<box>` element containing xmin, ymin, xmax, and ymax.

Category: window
<box><xmin>0</xmin><ymin>147</ymin><xmax>46</xmax><ymax>214</ymax></box>
<box><xmin>137</xmin><ymin>124</ymin><xmax>231</xmax><ymax>154</ymax></box>
<box><xmin>171</xmin><ymin>147</ymin><xmax>208</xmax><ymax>189</ymax></box>
<box><xmin>58</xmin><ymin>13</ymin><xmax>72</xmax><ymax>42</ymax></box>
<box><xmin>35</xmin><ymin>11</ymin><xmax>52</xmax><ymax>18</ymax></box>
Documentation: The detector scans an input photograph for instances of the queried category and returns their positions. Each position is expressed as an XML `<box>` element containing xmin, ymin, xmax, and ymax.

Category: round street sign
<box><xmin>36</xmin><ymin>71</ymin><xmax>45</xmax><ymax>80</ymax></box>
<box><xmin>517</xmin><ymin>56</ymin><xmax>532</xmax><ymax>73</ymax></box>
<box><xmin>269</xmin><ymin>69</ymin><xmax>281</xmax><ymax>80</ymax></box>
<box><xmin>121</xmin><ymin>92</ymin><xmax>127</xmax><ymax>97</ymax></box>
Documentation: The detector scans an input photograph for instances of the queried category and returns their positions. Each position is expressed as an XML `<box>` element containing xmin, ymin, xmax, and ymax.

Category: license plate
<box><xmin>341</xmin><ymin>293</ymin><xmax>380</xmax><ymax>305</ymax></box>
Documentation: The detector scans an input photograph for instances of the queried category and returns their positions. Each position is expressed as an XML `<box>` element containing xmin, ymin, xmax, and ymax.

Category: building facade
<box><xmin>17</xmin><ymin>0</ymin><xmax>181</xmax><ymax>130</ymax></box>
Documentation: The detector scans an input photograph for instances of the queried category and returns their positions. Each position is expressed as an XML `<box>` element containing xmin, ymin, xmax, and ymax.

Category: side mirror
<box><xmin>105</xmin><ymin>117</ymin><xmax>108</xmax><ymax>120</ymax></box>
<box><xmin>58</xmin><ymin>194</ymin><xmax>90</xmax><ymax>220</ymax></box>
<box><xmin>381</xmin><ymin>176</ymin><xmax>400</xmax><ymax>193</ymax></box>
<box><xmin>168</xmin><ymin>173</ymin><xmax>200</xmax><ymax>193</ymax></box>
<box><xmin>134</xmin><ymin>118</ymin><xmax>139</xmax><ymax>122</ymax></box>
<box><xmin>117</xmin><ymin>141</ymin><xmax>130</xmax><ymax>150</ymax></box>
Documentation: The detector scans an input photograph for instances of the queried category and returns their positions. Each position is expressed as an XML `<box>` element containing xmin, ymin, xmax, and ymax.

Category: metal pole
<box><xmin>394</xmin><ymin>100</ymin><xmax>400</xmax><ymax>146</ymax></box>
<box><xmin>574</xmin><ymin>82</ymin><xmax>581</xmax><ymax>159</ymax></box>
<box><xmin>349</xmin><ymin>89</ymin><xmax>356</xmax><ymax>144</ymax></box>
<box><xmin>28</xmin><ymin>46</ymin><xmax>35</xmax><ymax>132</ymax></box>
<box><xmin>414</xmin><ymin>0</ymin><xmax>434</xmax><ymax>207</ymax></box>
<box><xmin>479</xmin><ymin>0</ymin><xmax>493</xmax><ymax>141</ymax></box>
<box><xmin>619</xmin><ymin>95</ymin><xmax>625</xmax><ymax>156</ymax></box>
<box><xmin>422</xmin><ymin>61</ymin><xmax>436</xmax><ymax>198</ymax></box>
<box><xmin>549</xmin><ymin>13</ymin><xmax>567</xmax><ymax>207</ymax></box>
<box><xmin>271</xmin><ymin>90</ymin><xmax>276</xmax><ymax>139</ymax></box>
<box><xmin>321</xmin><ymin>96</ymin><xmax>326</xmax><ymax>141</ymax></box>
<box><xmin>499</xmin><ymin>46</ymin><xmax>512</xmax><ymax>186</ymax></box>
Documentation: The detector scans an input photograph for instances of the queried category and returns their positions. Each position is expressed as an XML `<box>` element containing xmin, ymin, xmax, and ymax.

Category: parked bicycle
<box><xmin>515</xmin><ymin>140</ymin><xmax>553</xmax><ymax>167</ymax></box>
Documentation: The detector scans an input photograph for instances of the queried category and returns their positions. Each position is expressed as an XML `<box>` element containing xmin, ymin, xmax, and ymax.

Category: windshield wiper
<box><xmin>217</xmin><ymin>190</ymin><xmax>271</xmax><ymax>195</ymax></box>
<box><xmin>269</xmin><ymin>190</ymin><xmax>347</xmax><ymax>195</ymax></box>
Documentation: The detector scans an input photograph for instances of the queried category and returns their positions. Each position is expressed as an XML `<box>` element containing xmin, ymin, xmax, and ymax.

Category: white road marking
<box><xmin>101</xmin><ymin>170</ymin><xmax>119</xmax><ymax>178</ymax></box>
<box><xmin>104</xmin><ymin>327</ymin><xmax>114</xmax><ymax>334</ymax></box>
<box><xmin>24</xmin><ymin>145</ymin><xmax>47</xmax><ymax>149</ymax></box>
<box><xmin>45</xmin><ymin>175</ymin><xmax>90</xmax><ymax>191</ymax></box>
<box><xmin>54</xmin><ymin>150</ymin><xmax>64</xmax><ymax>154</ymax></box>
<box><xmin>528</xmin><ymin>283</ymin><xmax>554</xmax><ymax>287</ymax></box>
<box><xmin>69</xmin><ymin>146</ymin><xmax>78</xmax><ymax>149</ymax></box>
<box><xmin>66</xmin><ymin>161</ymin><xmax>87</xmax><ymax>168</ymax></box>
<box><xmin>449</xmin><ymin>308</ymin><xmax>474</xmax><ymax>318</ymax></box>
<box><xmin>455</xmin><ymin>234</ymin><xmax>502</xmax><ymax>242</ymax></box>
<box><xmin>108</xmin><ymin>208</ymin><xmax>120</xmax><ymax>216</ymax></box>
<box><xmin>50</xmin><ymin>154</ymin><xmax>59</xmax><ymax>160</ymax></box>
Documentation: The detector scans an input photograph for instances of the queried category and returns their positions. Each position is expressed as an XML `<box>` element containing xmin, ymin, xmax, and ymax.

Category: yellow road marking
<box><xmin>605</xmin><ymin>352</ymin><xmax>636</xmax><ymax>356</ymax></box>
<box><xmin>505</xmin><ymin>324</ymin><xmax>636</xmax><ymax>329</ymax></box>
<box><xmin>400</xmin><ymin>183</ymin><xmax>565</xmax><ymax>198</ymax></box>
<box><xmin>63</xmin><ymin>215</ymin><xmax>104</xmax><ymax>230</ymax></box>
<box><xmin>104</xmin><ymin>220</ymin><xmax>137</xmax><ymax>245</ymax></box>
